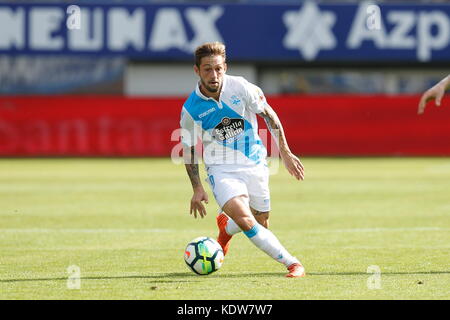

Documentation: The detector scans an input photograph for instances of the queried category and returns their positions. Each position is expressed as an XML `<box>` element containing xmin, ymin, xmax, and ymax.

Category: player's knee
<box><xmin>235</xmin><ymin>215</ymin><xmax>257</xmax><ymax>232</ymax></box>
<box><xmin>261</xmin><ymin>217</ymin><xmax>270</xmax><ymax>229</ymax></box>
<box><xmin>251</xmin><ymin>208</ymin><xmax>269</xmax><ymax>228</ymax></box>
<box><xmin>223</xmin><ymin>196</ymin><xmax>256</xmax><ymax>231</ymax></box>
<box><xmin>255</xmin><ymin>213</ymin><xmax>269</xmax><ymax>229</ymax></box>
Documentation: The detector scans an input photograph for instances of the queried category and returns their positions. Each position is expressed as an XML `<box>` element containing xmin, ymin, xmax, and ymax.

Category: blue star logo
<box><xmin>283</xmin><ymin>1</ymin><xmax>337</xmax><ymax>61</ymax></box>
<box><xmin>231</xmin><ymin>95</ymin><xmax>241</xmax><ymax>105</ymax></box>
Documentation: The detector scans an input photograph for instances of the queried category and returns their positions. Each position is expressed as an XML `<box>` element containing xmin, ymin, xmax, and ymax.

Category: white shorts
<box><xmin>205</xmin><ymin>163</ymin><xmax>271</xmax><ymax>212</ymax></box>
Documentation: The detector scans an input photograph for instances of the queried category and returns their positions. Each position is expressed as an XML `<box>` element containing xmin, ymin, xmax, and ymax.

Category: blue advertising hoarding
<box><xmin>0</xmin><ymin>1</ymin><xmax>449</xmax><ymax>62</ymax></box>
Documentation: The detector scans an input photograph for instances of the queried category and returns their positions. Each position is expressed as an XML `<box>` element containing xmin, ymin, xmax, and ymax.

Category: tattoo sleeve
<box><xmin>258</xmin><ymin>104</ymin><xmax>290</xmax><ymax>154</ymax></box>
<box><xmin>183</xmin><ymin>146</ymin><xmax>202</xmax><ymax>189</ymax></box>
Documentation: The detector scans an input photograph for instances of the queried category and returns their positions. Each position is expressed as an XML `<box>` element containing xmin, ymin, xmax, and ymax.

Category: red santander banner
<box><xmin>0</xmin><ymin>95</ymin><xmax>449</xmax><ymax>156</ymax></box>
<box><xmin>0</xmin><ymin>96</ymin><xmax>182</xmax><ymax>156</ymax></box>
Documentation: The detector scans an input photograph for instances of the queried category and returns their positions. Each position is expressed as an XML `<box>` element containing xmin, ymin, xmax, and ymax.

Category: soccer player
<box><xmin>180</xmin><ymin>42</ymin><xmax>305</xmax><ymax>278</ymax></box>
<box><xmin>418</xmin><ymin>75</ymin><xmax>449</xmax><ymax>114</ymax></box>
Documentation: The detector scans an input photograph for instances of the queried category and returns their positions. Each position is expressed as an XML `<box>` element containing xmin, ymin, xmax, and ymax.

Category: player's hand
<box><xmin>190</xmin><ymin>187</ymin><xmax>209</xmax><ymax>219</ymax></box>
<box><xmin>281</xmin><ymin>151</ymin><xmax>305</xmax><ymax>181</ymax></box>
<box><xmin>418</xmin><ymin>80</ymin><xmax>447</xmax><ymax>114</ymax></box>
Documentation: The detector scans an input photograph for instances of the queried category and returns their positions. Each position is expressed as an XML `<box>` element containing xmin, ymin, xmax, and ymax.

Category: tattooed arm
<box><xmin>183</xmin><ymin>146</ymin><xmax>209</xmax><ymax>218</ymax></box>
<box><xmin>258</xmin><ymin>104</ymin><xmax>305</xmax><ymax>181</ymax></box>
<box><xmin>184</xmin><ymin>146</ymin><xmax>202</xmax><ymax>189</ymax></box>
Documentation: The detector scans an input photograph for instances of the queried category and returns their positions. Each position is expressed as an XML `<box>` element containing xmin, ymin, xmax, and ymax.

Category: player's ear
<box><xmin>224</xmin><ymin>62</ymin><xmax>228</xmax><ymax>73</ymax></box>
<box><xmin>193</xmin><ymin>64</ymin><xmax>200</xmax><ymax>76</ymax></box>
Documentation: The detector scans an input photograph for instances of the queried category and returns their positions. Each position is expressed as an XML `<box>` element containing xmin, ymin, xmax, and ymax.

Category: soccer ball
<box><xmin>184</xmin><ymin>237</ymin><xmax>224</xmax><ymax>275</ymax></box>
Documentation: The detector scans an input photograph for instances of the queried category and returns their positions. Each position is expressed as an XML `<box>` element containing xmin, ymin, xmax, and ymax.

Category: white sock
<box><xmin>225</xmin><ymin>217</ymin><xmax>242</xmax><ymax>236</ymax></box>
<box><xmin>244</xmin><ymin>224</ymin><xmax>299</xmax><ymax>267</ymax></box>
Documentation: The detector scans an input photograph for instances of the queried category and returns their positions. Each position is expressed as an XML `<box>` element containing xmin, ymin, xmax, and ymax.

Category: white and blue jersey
<box><xmin>180</xmin><ymin>74</ymin><xmax>268</xmax><ymax>169</ymax></box>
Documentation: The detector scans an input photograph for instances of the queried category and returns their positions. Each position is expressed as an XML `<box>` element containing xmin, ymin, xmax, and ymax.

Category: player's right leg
<box><xmin>216</xmin><ymin>212</ymin><xmax>238</xmax><ymax>255</ymax></box>
<box><xmin>222</xmin><ymin>195</ymin><xmax>305</xmax><ymax>278</ymax></box>
<box><xmin>206</xmin><ymin>169</ymin><xmax>246</xmax><ymax>255</ymax></box>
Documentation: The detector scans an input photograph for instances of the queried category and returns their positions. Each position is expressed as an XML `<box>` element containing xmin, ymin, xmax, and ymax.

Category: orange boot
<box><xmin>286</xmin><ymin>263</ymin><xmax>306</xmax><ymax>278</ymax></box>
<box><xmin>216</xmin><ymin>212</ymin><xmax>232</xmax><ymax>256</ymax></box>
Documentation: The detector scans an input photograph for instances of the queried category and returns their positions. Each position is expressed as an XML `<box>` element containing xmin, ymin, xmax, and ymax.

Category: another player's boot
<box><xmin>286</xmin><ymin>263</ymin><xmax>306</xmax><ymax>278</ymax></box>
<box><xmin>216</xmin><ymin>212</ymin><xmax>233</xmax><ymax>255</ymax></box>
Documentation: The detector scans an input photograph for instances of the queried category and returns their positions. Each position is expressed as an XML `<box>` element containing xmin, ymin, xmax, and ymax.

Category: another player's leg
<box><xmin>222</xmin><ymin>195</ymin><xmax>305</xmax><ymax>278</ymax></box>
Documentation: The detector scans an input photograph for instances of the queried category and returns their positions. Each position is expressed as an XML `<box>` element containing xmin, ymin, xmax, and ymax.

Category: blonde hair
<box><xmin>194</xmin><ymin>42</ymin><xmax>226</xmax><ymax>67</ymax></box>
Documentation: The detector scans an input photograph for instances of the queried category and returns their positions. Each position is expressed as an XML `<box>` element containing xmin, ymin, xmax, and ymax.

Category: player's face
<box><xmin>195</xmin><ymin>55</ymin><xmax>227</xmax><ymax>95</ymax></box>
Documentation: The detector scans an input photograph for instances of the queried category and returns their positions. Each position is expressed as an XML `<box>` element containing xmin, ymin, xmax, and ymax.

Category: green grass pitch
<box><xmin>0</xmin><ymin>157</ymin><xmax>449</xmax><ymax>300</ymax></box>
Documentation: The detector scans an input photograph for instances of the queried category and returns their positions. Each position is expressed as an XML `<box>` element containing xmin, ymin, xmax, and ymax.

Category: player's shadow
<box><xmin>191</xmin><ymin>270</ymin><xmax>450</xmax><ymax>278</ymax></box>
<box><xmin>0</xmin><ymin>274</ymin><xmax>195</xmax><ymax>284</ymax></box>
<box><xmin>0</xmin><ymin>273</ymin><xmax>203</xmax><ymax>284</ymax></box>
<box><xmin>1</xmin><ymin>270</ymin><xmax>449</xmax><ymax>284</ymax></box>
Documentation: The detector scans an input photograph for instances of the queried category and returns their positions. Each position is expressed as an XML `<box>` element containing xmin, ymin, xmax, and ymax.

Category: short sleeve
<box><xmin>243</xmin><ymin>80</ymin><xmax>268</xmax><ymax>114</ymax></box>
<box><xmin>179</xmin><ymin>107</ymin><xmax>197</xmax><ymax>147</ymax></box>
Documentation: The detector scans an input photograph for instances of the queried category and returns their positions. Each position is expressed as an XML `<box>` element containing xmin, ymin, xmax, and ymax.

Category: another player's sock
<box><xmin>244</xmin><ymin>223</ymin><xmax>300</xmax><ymax>268</ymax></box>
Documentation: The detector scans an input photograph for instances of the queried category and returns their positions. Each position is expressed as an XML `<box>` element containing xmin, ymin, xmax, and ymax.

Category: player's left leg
<box><xmin>245</xmin><ymin>163</ymin><xmax>305</xmax><ymax>277</ymax></box>
<box><xmin>250</xmin><ymin>208</ymin><xmax>269</xmax><ymax>229</ymax></box>
<box><xmin>215</xmin><ymin>163</ymin><xmax>274</xmax><ymax>257</ymax></box>
<box><xmin>222</xmin><ymin>195</ymin><xmax>305</xmax><ymax>277</ymax></box>
<box><xmin>216</xmin><ymin>208</ymin><xmax>269</xmax><ymax>254</ymax></box>
<box><xmin>247</xmin><ymin>162</ymin><xmax>271</xmax><ymax>227</ymax></box>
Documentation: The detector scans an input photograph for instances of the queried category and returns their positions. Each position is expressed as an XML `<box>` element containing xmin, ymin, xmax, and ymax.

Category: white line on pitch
<box><xmin>302</xmin><ymin>227</ymin><xmax>448</xmax><ymax>234</ymax></box>
<box><xmin>0</xmin><ymin>227</ymin><xmax>447</xmax><ymax>234</ymax></box>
